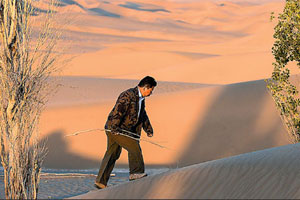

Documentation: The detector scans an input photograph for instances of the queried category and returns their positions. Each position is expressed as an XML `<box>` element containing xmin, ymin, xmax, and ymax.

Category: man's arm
<box><xmin>142</xmin><ymin>111</ymin><xmax>153</xmax><ymax>137</ymax></box>
<box><xmin>110</xmin><ymin>92</ymin><xmax>130</xmax><ymax>133</ymax></box>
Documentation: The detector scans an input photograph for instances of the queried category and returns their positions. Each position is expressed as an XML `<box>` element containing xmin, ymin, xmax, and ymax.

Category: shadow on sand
<box><xmin>41</xmin><ymin>130</ymin><xmax>100</xmax><ymax>169</ymax></box>
<box><xmin>40</xmin><ymin>130</ymin><xmax>133</xmax><ymax>170</ymax></box>
<box><xmin>58</xmin><ymin>0</ymin><xmax>121</xmax><ymax>18</ymax></box>
<box><xmin>175</xmin><ymin>79</ymin><xmax>288</xmax><ymax>168</ymax></box>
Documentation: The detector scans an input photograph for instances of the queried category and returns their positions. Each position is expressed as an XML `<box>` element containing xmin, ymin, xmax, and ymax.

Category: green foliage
<box><xmin>266</xmin><ymin>0</ymin><xmax>300</xmax><ymax>143</ymax></box>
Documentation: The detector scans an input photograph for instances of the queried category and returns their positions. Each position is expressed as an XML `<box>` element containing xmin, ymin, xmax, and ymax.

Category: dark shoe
<box><xmin>94</xmin><ymin>182</ymin><xmax>106</xmax><ymax>189</ymax></box>
<box><xmin>129</xmin><ymin>173</ymin><xmax>147</xmax><ymax>181</ymax></box>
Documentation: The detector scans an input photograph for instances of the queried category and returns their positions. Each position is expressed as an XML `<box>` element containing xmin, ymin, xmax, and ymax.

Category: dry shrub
<box><xmin>0</xmin><ymin>0</ymin><xmax>66</xmax><ymax>198</ymax></box>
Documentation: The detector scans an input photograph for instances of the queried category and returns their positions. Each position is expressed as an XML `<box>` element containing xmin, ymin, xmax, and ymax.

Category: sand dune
<box><xmin>40</xmin><ymin>78</ymin><xmax>288</xmax><ymax>169</ymax></box>
<box><xmin>71</xmin><ymin>143</ymin><xmax>300</xmax><ymax>199</ymax></box>
<box><xmin>46</xmin><ymin>76</ymin><xmax>211</xmax><ymax>107</ymax></box>
<box><xmin>40</xmin><ymin>77</ymin><xmax>213</xmax><ymax>168</ymax></box>
<box><xmin>50</xmin><ymin>0</ymin><xmax>286</xmax><ymax>84</ymax></box>
<box><xmin>27</xmin><ymin>0</ymin><xmax>300</xmax><ymax>198</ymax></box>
<box><xmin>0</xmin><ymin>0</ymin><xmax>295</xmax><ymax>198</ymax></box>
<box><xmin>30</xmin><ymin>0</ymin><xmax>289</xmax><ymax>175</ymax></box>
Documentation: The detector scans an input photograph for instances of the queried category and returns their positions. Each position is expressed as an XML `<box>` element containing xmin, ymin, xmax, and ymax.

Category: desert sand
<box><xmin>71</xmin><ymin>143</ymin><xmax>300</xmax><ymax>199</ymax></box>
<box><xmin>29</xmin><ymin>0</ymin><xmax>300</xmax><ymax>198</ymax></box>
<box><xmin>40</xmin><ymin>78</ymin><xmax>289</xmax><ymax>169</ymax></box>
<box><xmin>39</xmin><ymin>0</ymin><xmax>290</xmax><ymax>169</ymax></box>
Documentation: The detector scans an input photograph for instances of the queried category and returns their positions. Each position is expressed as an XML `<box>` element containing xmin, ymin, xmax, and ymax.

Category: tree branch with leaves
<box><xmin>266</xmin><ymin>0</ymin><xmax>300</xmax><ymax>143</ymax></box>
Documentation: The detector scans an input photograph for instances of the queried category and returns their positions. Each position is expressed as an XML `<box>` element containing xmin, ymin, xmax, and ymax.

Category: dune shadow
<box><xmin>119</xmin><ymin>2</ymin><xmax>170</xmax><ymax>13</ymax></box>
<box><xmin>58</xmin><ymin>0</ymin><xmax>83</xmax><ymax>8</ymax></box>
<box><xmin>58</xmin><ymin>0</ymin><xmax>121</xmax><ymax>18</ymax></box>
<box><xmin>175</xmin><ymin>80</ymin><xmax>287</xmax><ymax>167</ymax></box>
<box><xmin>40</xmin><ymin>130</ymin><xmax>100</xmax><ymax>169</ymax></box>
<box><xmin>0</xmin><ymin>131</ymin><xmax>101</xmax><ymax>170</ymax></box>
<box><xmin>88</xmin><ymin>8</ymin><xmax>121</xmax><ymax>18</ymax></box>
<box><xmin>40</xmin><ymin>130</ymin><xmax>133</xmax><ymax>169</ymax></box>
<box><xmin>169</xmin><ymin>51</ymin><xmax>220</xmax><ymax>60</ymax></box>
<box><xmin>131</xmin><ymin>80</ymin><xmax>289</xmax><ymax>199</ymax></box>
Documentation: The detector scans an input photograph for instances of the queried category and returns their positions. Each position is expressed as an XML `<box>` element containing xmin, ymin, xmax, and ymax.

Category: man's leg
<box><xmin>128</xmin><ymin>145</ymin><xmax>145</xmax><ymax>174</ymax></box>
<box><xmin>112</xmin><ymin>134</ymin><xmax>145</xmax><ymax>174</ymax></box>
<box><xmin>95</xmin><ymin>132</ymin><xmax>122</xmax><ymax>187</ymax></box>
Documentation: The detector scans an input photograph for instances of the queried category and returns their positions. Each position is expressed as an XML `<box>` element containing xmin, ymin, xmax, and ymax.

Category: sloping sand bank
<box><xmin>71</xmin><ymin>143</ymin><xmax>300</xmax><ymax>199</ymax></box>
<box><xmin>40</xmin><ymin>78</ymin><xmax>289</xmax><ymax>169</ymax></box>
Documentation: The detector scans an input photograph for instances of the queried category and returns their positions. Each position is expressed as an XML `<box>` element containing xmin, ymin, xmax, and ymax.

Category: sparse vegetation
<box><xmin>266</xmin><ymin>0</ymin><xmax>300</xmax><ymax>143</ymax></box>
<box><xmin>0</xmin><ymin>0</ymin><xmax>63</xmax><ymax>198</ymax></box>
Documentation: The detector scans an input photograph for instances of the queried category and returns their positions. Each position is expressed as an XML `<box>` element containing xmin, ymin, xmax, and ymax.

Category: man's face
<box><xmin>142</xmin><ymin>86</ymin><xmax>155</xmax><ymax>97</ymax></box>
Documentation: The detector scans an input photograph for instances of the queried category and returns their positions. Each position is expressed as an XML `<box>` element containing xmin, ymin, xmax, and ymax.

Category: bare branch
<box><xmin>0</xmin><ymin>0</ymin><xmax>67</xmax><ymax>198</ymax></box>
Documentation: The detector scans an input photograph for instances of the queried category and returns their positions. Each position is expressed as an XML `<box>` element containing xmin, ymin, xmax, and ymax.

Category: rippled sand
<box><xmin>0</xmin><ymin>168</ymin><xmax>168</xmax><ymax>199</ymax></box>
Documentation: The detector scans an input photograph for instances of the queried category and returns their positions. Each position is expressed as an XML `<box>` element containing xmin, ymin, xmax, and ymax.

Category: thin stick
<box><xmin>65</xmin><ymin>128</ymin><xmax>172</xmax><ymax>150</ymax></box>
<box><xmin>64</xmin><ymin>128</ymin><xmax>103</xmax><ymax>137</ymax></box>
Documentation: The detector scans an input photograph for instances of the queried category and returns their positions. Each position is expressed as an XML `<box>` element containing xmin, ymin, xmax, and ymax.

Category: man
<box><xmin>95</xmin><ymin>76</ymin><xmax>157</xmax><ymax>189</ymax></box>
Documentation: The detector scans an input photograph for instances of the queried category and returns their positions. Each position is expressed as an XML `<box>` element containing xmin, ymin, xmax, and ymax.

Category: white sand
<box><xmin>71</xmin><ymin>143</ymin><xmax>300</xmax><ymax>199</ymax></box>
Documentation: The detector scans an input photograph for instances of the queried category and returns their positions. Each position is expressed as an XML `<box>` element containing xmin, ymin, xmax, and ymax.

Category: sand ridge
<box><xmin>71</xmin><ymin>143</ymin><xmax>300</xmax><ymax>199</ymax></box>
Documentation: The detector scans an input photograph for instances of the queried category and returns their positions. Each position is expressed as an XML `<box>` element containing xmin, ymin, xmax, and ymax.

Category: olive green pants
<box><xmin>95</xmin><ymin>131</ymin><xmax>145</xmax><ymax>186</ymax></box>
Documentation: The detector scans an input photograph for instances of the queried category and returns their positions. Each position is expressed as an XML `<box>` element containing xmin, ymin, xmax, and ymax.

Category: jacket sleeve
<box><xmin>142</xmin><ymin>110</ymin><xmax>153</xmax><ymax>135</ymax></box>
<box><xmin>110</xmin><ymin>92</ymin><xmax>130</xmax><ymax>132</ymax></box>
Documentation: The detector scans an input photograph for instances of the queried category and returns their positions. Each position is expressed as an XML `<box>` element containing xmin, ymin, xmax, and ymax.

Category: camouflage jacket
<box><xmin>105</xmin><ymin>86</ymin><xmax>153</xmax><ymax>138</ymax></box>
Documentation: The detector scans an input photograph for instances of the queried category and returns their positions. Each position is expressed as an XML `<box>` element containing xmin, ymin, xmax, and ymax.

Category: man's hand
<box><xmin>111</xmin><ymin>128</ymin><xmax>121</xmax><ymax>135</ymax></box>
<box><xmin>111</xmin><ymin>131</ymin><xmax>120</xmax><ymax>135</ymax></box>
<box><xmin>147</xmin><ymin>132</ymin><xmax>153</xmax><ymax>137</ymax></box>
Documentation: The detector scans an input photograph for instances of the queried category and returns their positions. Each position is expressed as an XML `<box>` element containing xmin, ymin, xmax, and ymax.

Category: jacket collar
<box><xmin>133</xmin><ymin>86</ymin><xmax>139</xmax><ymax>98</ymax></box>
<box><xmin>138</xmin><ymin>87</ymin><xmax>143</xmax><ymax>98</ymax></box>
<box><xmin>134</xmin><ymin>86</ymin><xmax>146</xmax><ymax>100</ymax></box>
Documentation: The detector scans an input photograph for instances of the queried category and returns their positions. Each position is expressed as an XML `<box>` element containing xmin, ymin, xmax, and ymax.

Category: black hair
<box><xmin>138</xmin><ymin>76</ymin><xmax>157</xmax><ymax>88</ymax></box>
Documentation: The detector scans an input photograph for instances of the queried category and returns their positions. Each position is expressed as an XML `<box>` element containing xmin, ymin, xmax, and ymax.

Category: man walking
<box><xmin>95</xmin><ymin>76</ymin><xmax>157</xmax><ymax>189</ymax></box>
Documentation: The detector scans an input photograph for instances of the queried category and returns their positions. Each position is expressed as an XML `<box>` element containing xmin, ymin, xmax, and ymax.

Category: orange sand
<box><xmin>37</xmin><ymin>0</ymin><xmax>290</xmax><ymax>169</ymax></box>
<box><xmin>32</xmin><ymin>0</ymin><xmax>300</xmax><ymax>198</ymax></box>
